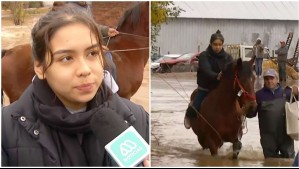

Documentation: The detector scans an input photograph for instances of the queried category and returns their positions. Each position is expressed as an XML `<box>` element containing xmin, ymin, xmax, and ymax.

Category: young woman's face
<box><xmin>211</xmin><ymin>39</ymin><xmax>223</xmax><ymax>54</ymax></box>
<box><xmin>35</xmin><ymin>23</ymin><xmax>104</xmax><ymax>110</ymax></box>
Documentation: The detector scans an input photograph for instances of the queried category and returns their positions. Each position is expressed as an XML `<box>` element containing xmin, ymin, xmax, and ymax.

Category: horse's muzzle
<box><xmin>242</xmin><ymin>100</ymin><xmax>257</xmax><ymax>115</ymax></box>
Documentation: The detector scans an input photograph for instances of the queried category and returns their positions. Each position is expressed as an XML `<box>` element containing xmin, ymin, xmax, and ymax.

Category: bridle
<box><xmin>233</xmin><ymin>69</ymin><xmax>256</xmax><ymax>103</ymax></box>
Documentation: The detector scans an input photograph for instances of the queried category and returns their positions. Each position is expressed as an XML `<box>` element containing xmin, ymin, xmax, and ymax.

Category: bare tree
<box><xmin>9</xmin><ymin>2</ymin><xmax>28</xmax><ymax>25</ymax></box>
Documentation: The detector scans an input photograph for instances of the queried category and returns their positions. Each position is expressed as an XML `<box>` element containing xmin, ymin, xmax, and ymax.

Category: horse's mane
<box><xmin>117</xmin><ymin>2</ymin><xmax>141</xmax><ymax>29</ymax></box>
<box><xmin>222</xmin><ymin>59</ymin><xmax>253</xmax><ymax>79</ymax></box>
<box><xmin>52</xmin><ymin>2</ymin><xmax>142</xmax><ymax>29</ymax></box>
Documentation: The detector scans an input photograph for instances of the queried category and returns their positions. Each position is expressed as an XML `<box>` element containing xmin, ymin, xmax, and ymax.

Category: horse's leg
<box><xmin>208</xmin><ymin>138</ymin><xmax>219</xmax><ymax>157</ymax></box>
<box><xmin>209</xmin><ymin>146</ymin><xmax>218</xmax><ymax>157</ymax></box>
<box><xmin>198</xmin><ymin>135</ymin><xmax>220</xmax><ymax>157</ymax></box>
<box><xmin>232</xmin><ymin>140</ymin><xmax>242</xmax><ymax>159</ymax></box>
<box><xmin>197</xmin><ymin>136</ymin><xmax>207</xmax><ymax>150</ymax></box>
<box><xmin>232</xmin><ymin>127</ymin><xmax>243</xmax><ymax>159</ymax></box>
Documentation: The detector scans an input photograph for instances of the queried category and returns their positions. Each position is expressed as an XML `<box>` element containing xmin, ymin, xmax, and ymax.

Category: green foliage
<box><xmin>151</xmin><ymin>2</ymin><xmax>184</xmax><ymax>53</ymax></box>
<box><xmin>151</xmin><ymin>25</ymin><xmax>161</xmax><ymax>53</ymax></box>
<box><xmin>151</xmin><ymin>1</ymin><xmax>182</xmax><ymax>26</ymax></box>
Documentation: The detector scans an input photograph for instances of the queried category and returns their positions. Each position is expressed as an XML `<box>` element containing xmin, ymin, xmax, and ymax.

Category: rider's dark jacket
<box><xmin>197</xmin><ymin>45</ymin><xmax>233</xmax><ymax>90</ymax></box>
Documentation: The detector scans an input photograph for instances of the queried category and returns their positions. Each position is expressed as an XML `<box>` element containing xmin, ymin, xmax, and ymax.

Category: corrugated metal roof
<box><xmin>174</xmin><ymin>1</ymin><xmax>299</xmax><ymax>20</ymax></box>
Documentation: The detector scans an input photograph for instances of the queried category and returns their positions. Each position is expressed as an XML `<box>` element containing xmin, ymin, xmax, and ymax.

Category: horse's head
<box><xmin>233</xmin><ymin>56</ymin><xmax>257</xmax><ymax>115</ymax></box>
<box><xmin>117</xmin><ymin>2</ymin><xmax>149</xmax><ymax>37</ymax></box>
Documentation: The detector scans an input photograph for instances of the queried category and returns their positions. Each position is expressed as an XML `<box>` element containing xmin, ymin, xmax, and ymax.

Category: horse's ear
<box><xmin>249</xmin><ymin>55</ymin><xmax>256</xmax><ymax>66</ymax></box>
<box><xmin>236</xmin><ymin>58</ymin><xmax>242</xmax><ymax>70</ymax></box>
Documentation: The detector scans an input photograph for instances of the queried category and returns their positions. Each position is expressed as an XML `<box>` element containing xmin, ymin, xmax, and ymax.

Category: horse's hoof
<box><xmin>232</xmin><ymin>141</ymin><xmax>242</xmax><ymax>159</ymax></box>
<box><xmin>233</xmin><ymin>152</ymin><xmax>239</xmax><ymax>160</ymax></box>
<box><xmin>232</xmin><ymin>150</ymin><xmax>240</xmax><ymax>159</ymax></box>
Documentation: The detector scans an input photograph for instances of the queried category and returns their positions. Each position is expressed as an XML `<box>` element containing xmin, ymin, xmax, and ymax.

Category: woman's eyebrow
<box><xmin>85</xmin><ymin>44</ymin><xmax>100</xmax><ymax>51</ymax></box>
<box><xmin>52</xmin><ymin>44</ymin><xmax>100</xmax><ymax>56</ymax></box>
<box><xmin>52</xmin><ymin>49</ymin><xmax>75</xmax><ymax>56</ymax></box>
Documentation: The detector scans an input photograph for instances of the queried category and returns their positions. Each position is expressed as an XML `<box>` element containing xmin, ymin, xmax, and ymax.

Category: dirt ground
<box><xmin>1</xmin><ymin>9</ymin><xmax>149</xmax><ymax>112</ymax></box>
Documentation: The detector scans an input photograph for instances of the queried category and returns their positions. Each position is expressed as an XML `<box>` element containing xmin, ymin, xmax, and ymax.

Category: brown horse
<box><xmin>1</xmin><ymin>2</ymin><xmax>149</xmax><ymax>103</ymax></box>
<box><xmin>107</xmin><ymin>1</ymin><xmax>149</xmax><ymax>99</ymax></box>
<box><xmin>2</xmin><ymin>44</ymin><xmax>34</xmax><ymax>103</ymax></box>
<box><xmin>189</xmin><ymin>56</ymin><xmax>257</xmax><ymax>159</ymax></box>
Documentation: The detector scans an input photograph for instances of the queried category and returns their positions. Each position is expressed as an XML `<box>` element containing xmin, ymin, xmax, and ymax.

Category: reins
<box><xmin>233</xmin><ymin>70</ymin><xmax>256</xmax><ymax>102</ymax></box>
<box><xmin>104</xmin><ymin>32</ymin><xmax>149</xmax><ymax>53</ymax></box>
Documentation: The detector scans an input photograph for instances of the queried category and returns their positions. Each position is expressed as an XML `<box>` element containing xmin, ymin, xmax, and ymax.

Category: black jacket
<box><xmin>2</xmin><ymin>84</ymin><xmax>149</xmax><ymax>166</ymax></box>
<box><xmin>197</xmin><ymin>46</ymin><xmax>233</xmax><ymax>90</ymax></box>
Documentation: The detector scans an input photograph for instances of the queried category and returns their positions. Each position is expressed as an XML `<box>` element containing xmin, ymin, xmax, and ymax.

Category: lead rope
<box><xmin>242</xmin><ymin>117</ymin><xmax>248</xmax><ymax>135</ymax></box>
<box><xmin>104</xmin><ymin>29</ymin><xmax>149</xmax><ymax>53</ymax></box>
<box><xmin>155</xmin><ymin>55</ymin><xmax>195</xmax><ymax>102</ymax></box>
<box><xmin>109</xmin><ymin>47</ymin><xmax>149</xmax><ymax>53</ymax></box>
<box><xmin>156</xmin><ymin>74</ymin><xmax>190</xmax><ymax>103</ymax></box>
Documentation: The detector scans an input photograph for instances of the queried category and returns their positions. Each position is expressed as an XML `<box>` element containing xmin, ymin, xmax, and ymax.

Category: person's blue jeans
<box><xmin>193</xmin><ymin>90</ymin><xmax>209</xmax><ymax>110</ymax></box>
<box><xmin>255</xmin><ymin>58</ymin><xmax>263</xmax><ymax>76</ymax></box>
<box><xmin>293</xmin><ymin>151</ymin><xmax>299</xmax><ymax>166</ymax></box>
<box><xmin>186</xmin><ymin>90</ymin><xmax>209</xmax><ymax>118</ymax></box>
<box><xmin>278</xmin><ymin>62</ymin><xmax>286</xmax><ymax>82</ymax></box>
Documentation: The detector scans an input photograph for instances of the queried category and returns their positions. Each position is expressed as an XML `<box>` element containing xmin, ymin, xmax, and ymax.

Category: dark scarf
<box><xmin>32</xmin><ymin>78</ymin><xmax>134</xmax><ymax>166</ymax></box>
<box><xmin>207</xmin><ymin>45</ymin><xmax>226</xmax><ymax>59</ymax></box>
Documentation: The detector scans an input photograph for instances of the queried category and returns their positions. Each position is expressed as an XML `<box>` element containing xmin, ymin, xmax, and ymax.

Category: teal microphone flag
<box><xmin>105</xmin><ymin>126</ymin><xmax>149</xmax><ymax>167</ymax></box>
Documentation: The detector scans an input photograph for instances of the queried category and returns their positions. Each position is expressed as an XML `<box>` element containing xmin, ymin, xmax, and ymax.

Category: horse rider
<box><xmin>184</xmin><ymin>30</ymin><xmax>233</xmax><ymax>129</ymax></box>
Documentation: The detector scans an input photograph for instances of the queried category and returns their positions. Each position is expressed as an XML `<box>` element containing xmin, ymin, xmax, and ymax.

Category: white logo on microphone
<box><xmin>120</xmin><ymin>140</ymin><xmax>137</xmax><ymax>156</ymax></box>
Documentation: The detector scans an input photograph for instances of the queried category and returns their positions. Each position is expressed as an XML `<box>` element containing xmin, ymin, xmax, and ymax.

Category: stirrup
<box><xmin>184</xmin><ymin>116</ymin><xmax>191</xmax><ymax>129</ymax></box>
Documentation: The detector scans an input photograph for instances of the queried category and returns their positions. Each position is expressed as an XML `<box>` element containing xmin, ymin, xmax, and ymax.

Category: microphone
<box><xmin>90</xmin><ymin>108</ymin><xmax>149</xmax><ymax>167</ymax></box>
